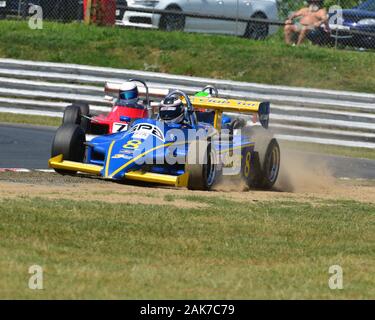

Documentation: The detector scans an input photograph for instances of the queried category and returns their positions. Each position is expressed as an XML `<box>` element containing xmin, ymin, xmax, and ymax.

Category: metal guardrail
<box><xmin>0</xmin><ymin>58</ymin><xmax>374</xmax><ymax>149</ymax></box>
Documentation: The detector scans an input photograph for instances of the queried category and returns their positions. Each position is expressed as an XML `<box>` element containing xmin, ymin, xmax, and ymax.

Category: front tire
<box><xmin>186</xmin><ymin>140</ymin><xmax>217</xmax><ymax>191</ymax></box>
<box><xmin>159</xmin><ymin>6</ymin><xmax>185</xmax><ymax>32</ymax></box>
<box><xmin>244</xmin><ymin>13</ymin><xmax>269</xmax><ymax>40</ymax></box>
<box><xmin>51</xmin><ymin>124</ymin><xmax>86</xmax><ymax>175</ymax></box>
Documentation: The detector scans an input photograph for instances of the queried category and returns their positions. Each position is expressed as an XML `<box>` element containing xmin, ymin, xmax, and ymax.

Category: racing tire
<box><xmin>51</xmin><ymin>124</ymin><xmax>86</xmax><ymax>175</ymax></box>
<box><xmin>244</xmin><ymin>12</ymin><xmax>269</xmax><ymax>40</ymax></box>
<box><xmin>246</xmin><ymin>138</ymin><xmax>280</xmax><ymax>190</ymax></box>
<box><xmin>75</xmin><ymin>102</ymin><xmax>90</xmax><ymax>131</ymax></box>
<box><xmin>186</xmin><ymin>140</ymin><xmax>217</xmax><ymax>191</ymax></box>
<box><xmin>159</xmin><ymin>6</ymin><xmax>185</xmax><ymax>32</ymax></box>
<box><xmin>62</xmin><ymin>103</ymin><xmax>90</xmax><ymax>132</ymax></box>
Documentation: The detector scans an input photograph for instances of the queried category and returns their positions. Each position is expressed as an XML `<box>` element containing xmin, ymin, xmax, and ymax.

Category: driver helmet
<box><xmin>119</xmin><ymin>81</ymin><xmax>139</xmax><ymax>105</ymax></box>
<box><xmin>195</xmin><ymin>91</ymin><xmax>211</xmax><ymax>98</ymax></box>
<box><xmin>195</xmin><ymin>88</ymin><xmax>213</xmax><ymax>112</ymax></box>
<box><xmin>159</xmin><ymin>97</ymin><xmax>185</xmax><ymax>124</ymax></box>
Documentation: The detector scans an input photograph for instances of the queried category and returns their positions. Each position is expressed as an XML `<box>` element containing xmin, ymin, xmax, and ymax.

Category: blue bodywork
<box><xmin>86</xmin><ymin>117</ymin><xmax>254</xmax><ymax>180</ymax></box>
<box><xmin>308</xmin><ymin>0</ymin><xmax>375</xmax><ymax>48</ymax></box>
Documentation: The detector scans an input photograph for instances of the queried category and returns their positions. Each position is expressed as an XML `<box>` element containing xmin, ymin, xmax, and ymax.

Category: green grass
<box><xmin>0</xmin><ymin>196</ymin><xmax>374</xmax><ymax>299</ymax></box>
<box><xmin>0</xmin><ymin>20</ymin><xmax>375</xmax><ymax>92</ymax></box>
<box><xmin>0</xmin><ymin>112</ymin><xmax>61</xmax><ymax>127</ymax></box>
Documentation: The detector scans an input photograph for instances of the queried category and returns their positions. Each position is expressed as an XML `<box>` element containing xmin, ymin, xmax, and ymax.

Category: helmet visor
<box><xmin>119</xmin><ymin>88</ymin><xmax>138</xmax><ymax>101</ymax></box>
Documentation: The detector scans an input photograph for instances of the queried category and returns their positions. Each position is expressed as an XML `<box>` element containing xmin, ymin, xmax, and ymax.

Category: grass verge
<box><xmin>0</xmin><ymin>20</ymin><xmax>374</xmax><ymax>93</ymax></box>
<box><xmin>0</xmin><ymin>195</ymin><xmax>374</xmax><ymax>299</ymax></box>
<box><xmin>0</xmin><ymin>112</ymin><xmax>61</xmax><ymax>127</ymax></box>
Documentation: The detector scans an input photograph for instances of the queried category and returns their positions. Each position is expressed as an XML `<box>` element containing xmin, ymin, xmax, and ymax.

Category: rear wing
<box><xmin>188</xmin><ymin>96</ymin><xmax>270</xmax><ymax>129</ymax></box>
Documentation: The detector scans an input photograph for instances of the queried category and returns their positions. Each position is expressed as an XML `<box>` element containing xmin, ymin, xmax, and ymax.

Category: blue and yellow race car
<box><xmin>49</xmin><ymin>90</ymin><xmax>280</xmax><ymax>190</ymax></box>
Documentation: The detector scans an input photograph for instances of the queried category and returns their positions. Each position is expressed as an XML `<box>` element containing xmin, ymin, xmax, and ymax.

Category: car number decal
<box><xmin>113</xmin><ymin>122</ymin><xmax>129</xmax><ymax>133</ymax></box>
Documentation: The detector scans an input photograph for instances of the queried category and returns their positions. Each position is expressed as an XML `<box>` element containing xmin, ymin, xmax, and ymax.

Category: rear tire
<box><xmin>75</xmin><ymin>102</ymin><xmax>90</xmax><ymax>131</ymax></box>
<box><xmin>186</xmin><ymin>140</ymin><xmax>217</xmax><ymax>191</ymax></box>
<box><xmin>246</xmin><ymin>139</ymin><xmax>280</xmax><ymax>189</ymax></box>
<box><xmin>62</xmin><ymin>103</ymin><xmax>90</xmax><ymax>131</ymax></box>
<box><xmin>51</xmin><ymin>124</ymin><xmax>86</xmax><ymax>175</ymax></box>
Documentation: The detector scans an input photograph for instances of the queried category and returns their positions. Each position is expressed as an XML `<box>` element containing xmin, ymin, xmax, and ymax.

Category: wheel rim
<box><xmin>267</xmin><ymin>146</ymin><xmax>280</xmax><ymax>183</ymax></box>
<box><xmin>166</xmin><ymin>15</ymin><xmax>181</xmax><ymax>31</ymax></box>
<box><xmin>247</xmin><ymin>21</ymin><xmax>268</xmax><ymax>40</ymax></box>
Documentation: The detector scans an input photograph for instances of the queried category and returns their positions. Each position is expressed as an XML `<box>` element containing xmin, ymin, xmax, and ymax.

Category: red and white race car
<box><xmin>61</xmin><ymin>79</ymin><xmax>164</xmax><ymax>136</ymax></box>
<box><xmin>61</xmin><ymin>80</ymin><xmax>222</xmax><ymax>138</ymax></box>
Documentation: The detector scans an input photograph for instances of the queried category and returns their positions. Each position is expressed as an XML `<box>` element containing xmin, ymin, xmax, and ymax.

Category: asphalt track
<box><xmin>1</xmin><ymin>123</ymin><xmax>375</xmax><ymax>179</ymax></box>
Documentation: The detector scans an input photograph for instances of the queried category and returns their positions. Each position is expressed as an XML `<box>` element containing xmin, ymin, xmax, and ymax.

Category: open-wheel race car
<box><xmin>61</xmin><ymin>79</ymin><xmax>152</xmax><ymax>136</ymax></box>
<box><xmin>61</xmin><ymin>80</ymin><xmax>223</xmax><ymax>138</ymax></box>
<box><xmin>49</xmin><ymin>90</ymin><xmax>280</xmax><ymax>190</ymax></box>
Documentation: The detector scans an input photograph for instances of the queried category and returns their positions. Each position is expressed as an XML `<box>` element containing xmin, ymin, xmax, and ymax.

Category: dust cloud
<box><xmin>275</xmin><ymin>149</ymin><xmax>336</xmax><ymax>193</ymax></box>
<box><xmin>214</xmin><ymin>148</ymin><xmax>336</xmax><ymax>193</ymax></box>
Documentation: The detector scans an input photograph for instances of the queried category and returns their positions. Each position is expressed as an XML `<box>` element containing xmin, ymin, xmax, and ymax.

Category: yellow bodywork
<box><xmin>125</xmin><ymin>171</ymin><xmax>189</xmax><ymax>187</ymax></box>
<box><xmin>48</xmin><ymin>154</ymin><xmax>189</xmax><ymax>187</ymax></box>
<box><xmin>185</xmin><ymin>96</ymin><xmax>264</xmax><ymax>130</ymax></box>
<box><xmin>49</xmin><ymin>154</ymin><xmax>102</xmax><ymax>175</ymax></box>
<box><xmin>189</xmin><ymin>96</ymin><xmax>261</xmax><ymax>113</ymax></box>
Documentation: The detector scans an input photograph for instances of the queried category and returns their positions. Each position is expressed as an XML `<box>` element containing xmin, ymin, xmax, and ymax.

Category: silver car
<box><xmin>120</xmin><ymin>0</ymin><xmax>279</xmax><ymax>39</ymax></box>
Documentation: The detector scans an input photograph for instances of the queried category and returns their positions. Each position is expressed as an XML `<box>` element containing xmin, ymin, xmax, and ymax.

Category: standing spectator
<box><xmin>284</xmin><ymin>0</ymin><xmax>329</xmax><ymax>46</ymax></box>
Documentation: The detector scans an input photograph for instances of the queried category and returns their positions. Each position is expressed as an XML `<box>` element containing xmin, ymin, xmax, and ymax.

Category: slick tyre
<box><xmin>186</xmin><ymin>140</ymin><xmax>217</xmax><ymax>191</ymax></box>
<box><xmin>62</xmin><ymin>103</ymin><xmax>90</xmax><ymax>132</ymax></box>
<box><xmin>75</xmin><ymin>102</ymin><xmax>90</xmax><ymax>131</ymax></box>
<box><xmin>246</xmin><ymin>138</ymin><xmax>280</xmax><ymax>190</ymax></box>
<box><xmin>51</xmin><ymin>124</ymin><xmax>86</xmax><ymax>175</ymax></box>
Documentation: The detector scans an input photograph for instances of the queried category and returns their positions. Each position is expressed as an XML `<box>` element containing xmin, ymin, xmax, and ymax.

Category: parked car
<box><xmin>120</xmin><ymin>0</ymin><xmax>279</xmax><ymax>39</ymax></box>
<box><xmin>308</xmin><ymin>0</ymin><xmax>375</xmax><ymax>48</ymax></box>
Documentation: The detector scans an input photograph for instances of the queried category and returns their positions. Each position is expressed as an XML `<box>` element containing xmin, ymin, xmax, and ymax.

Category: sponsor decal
<box><xmin>119</xmin><ymin>149</ymin><xmax>134</xmax><ymax>155</ymax></box>
<box><xmin>129</xmin><ymin>123</ymin><xmax>165</xmax><ymax>141</ymax></box>
<box><xmin>112</xmin><ymin>154</ymin><xmax>132</xmax><ymax>160</ymax></box>
<box><xmin>160</xmin><ymin>106</ymin><xmax>176</xmax><ymax>111</ymax></box>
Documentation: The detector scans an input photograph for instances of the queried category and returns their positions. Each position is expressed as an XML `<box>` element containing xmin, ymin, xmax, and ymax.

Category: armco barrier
<box><xmin>0</xmin><ymin>58</ymin><xmax>374</xmax><ymax>148</ymax></box>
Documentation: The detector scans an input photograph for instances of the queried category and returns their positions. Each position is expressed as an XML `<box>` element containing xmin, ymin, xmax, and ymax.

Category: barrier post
<box><xmin>84</xmin><ymin>0</ymin><xmax>92</xmax><ymax>25</ymax></box>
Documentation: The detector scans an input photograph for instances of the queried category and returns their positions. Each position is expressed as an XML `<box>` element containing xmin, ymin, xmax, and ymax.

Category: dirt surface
<box><xmin>0</xmin><ymin>171</ymin><xmax>375</xmax><ymax>205</ymax></box>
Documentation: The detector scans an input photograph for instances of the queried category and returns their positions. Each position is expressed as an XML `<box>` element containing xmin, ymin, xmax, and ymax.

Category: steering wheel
<box><xmin>160</xmin><ymin>90</ymin><xmax>197</xmax><ymax>127</ymax></box>
<box><xmin>202</xmin><ymin>85</ymin><xmax>219</xmax><ymax>97</ymax></box>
